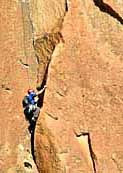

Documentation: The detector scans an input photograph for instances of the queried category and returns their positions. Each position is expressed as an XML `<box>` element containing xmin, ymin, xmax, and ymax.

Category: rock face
<box><xmin>0</xmin><ymin>0</ymin><xmax>38</xmax><ymax>172</ymax></box>
<box><xmin>29</xmin><ymin>0</ymin><xmax>66</xmax><ymax>37</ymax></box>
<box><xmin>0</xmin><ymin>0</ymin><xmax>123</xmax><ymax>173</ymax></box>
<box><xmin>35</xmin><ymin>0</ymin><xmax>123</xmax><ymax>173</ymax></box>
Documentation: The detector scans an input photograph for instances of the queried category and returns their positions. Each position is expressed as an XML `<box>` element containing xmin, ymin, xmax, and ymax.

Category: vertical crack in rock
<box><xmin>32</xmin><ymin>33</ymin><xmax>64</xmax><ymax>168</ymax></box>
<box><xmin>33</xmin><ymin>0</ymin><xmax>68</xmax><ymax>90</ymax></box>
<box><xmin>30</xmin><ymin>123</ymin><xmax>36</xmax><ymax>163</ymax></box>
<box><xmin>33</xmin><ymin>33</ymin><xmax>65</xmax><ymax>172</ymax></box>
<box><xmin>74</xmin><ymin>131</ymin><xmax>97</xmax><ymax>173</ymax></box>
<box><xmin>33</xmin><ymin>6</ymin><xmax>68</xmax><ymax>172</ymax></box>
<box><xmin>93</xmin><ymin>0</ymin><xmax>123</xmax><ymax>25</ymax></box>
<box><xmin>21</xmin><ymin>0</ymin><xmax>68</xmax><ymax>172</ymax></box>
<box><xmin>34</xmin><ymin>32</ymin><xmax>64</xmax><ymax>89</ymax></box>
<box><xmin>65</xmin><ymin>0</ymin><xmax>69</xmax><ymax>12</ymax></box>
<box><xmin>20</xmin><ymin>0</ymin><xmax>39</xmax><ymax>171</ymax></box>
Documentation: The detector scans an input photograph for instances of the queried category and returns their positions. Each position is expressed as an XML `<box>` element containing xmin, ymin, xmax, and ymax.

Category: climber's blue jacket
<box><xmin>27</xmin><ymin>91</ymin><xmax>37</xmax><ymax>105</ymax></box>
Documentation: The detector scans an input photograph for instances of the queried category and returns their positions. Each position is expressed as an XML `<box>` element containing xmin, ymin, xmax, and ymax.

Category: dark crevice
<box><xmin>35</xmin><ymin>54</ymin><xmax>40</xmax><ymax>64</ymax></box>
<box><xmin>19</xmin><ymin>59</ymin><xmax>29</xmax><ymax>68</ymax></box>
<box><xmin>34</xmin><ymin>32</ymin><xmax>64</xmax><ymax>90</ymax></box>
<box><xmin>30</xmin><ymin>71</ymin><xmax>48</xmax><ymax>163</ymax></box>
<box><xmin>21</xmin><ymin>1</ymin><xmax>66</xmax><ymax>171</ymax></box>
<box><xmin>23</xmin><ymin>110</ymin><xmax>37</xmax><ymax>162</ymax></box>
<box><xmin>37</xmin><ymin>61</ymin><xmax>50</xmax><ymax>109</ymax></box>
<box><xmin>21</xmin><ymin>1</ymin><xmax>66</xmax><ymax>172</ymax></box>
<box><xmin>31</xmin><ymin>33</ymin><xmax>62</xmax><ymax>167</ymax></box>
<box><xmin>75</xmin><ymin>131</ymin><xmax>97</xmax><ymax>173</ymax></box>
<box><xmin>24</xmin><ymin>161</ymin><xmax>32</xmax><ymax>169</ymax></box>
<box><xmin>65</xmin><ymin>0</ymin><xmax>69</xmax><ymax>12</ymax></box>
<box><xmin>1</xmin><ymin>84</ymin><xmax>11</xmax><ymax>91</ymax></box>
<box><xmin>21</xmin><ymin>0</ymin><xmax>39</xmax><ymax>168</ymax></box>
<box><xmin>30</xmin><ymin>61</ymin><xmax>50</xmax><ymax>165</ymax></box>
<box><xmin>37</xmin><ymin>60</ymin><xmax>49</xmax><ymax>92</ymax></box>
<box><xmin>45</xmin><ymin>112</ymin><xmax>58</xmax><ymax>120</ymax></box>
<box><xmin>30</xmin><ymin>121</ymin><xmax>36</xmax><ymax>163</ymax></box>
<box><xmin>32</xmin><ymin>32</ymin><xmax>65</xmax><ymax>171</ymax></box>
<box><xmin>25</xmin><ymin>32</ymin><xmax>63</xmax><ymax>171</ymax></box>
<box><xmin>93</xmin><ymin>0</ymin><xmax>123</xmax><ymax>25</ymax></box>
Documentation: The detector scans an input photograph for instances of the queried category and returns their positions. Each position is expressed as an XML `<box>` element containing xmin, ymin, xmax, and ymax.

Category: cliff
<box><xmin>0</xmin><ymin>0</ymin><xmax>123</xmax><ymax>173</ymax></box>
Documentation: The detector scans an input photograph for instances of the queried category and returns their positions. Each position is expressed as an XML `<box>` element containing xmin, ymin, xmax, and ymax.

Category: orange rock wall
<box><xmin>0</xmin><ymin>0</ymin><xmax>123</xmax><ymax>173</ymax></box>
<box><xmin>35</xmin><ymin>0</ymin><xmax>123</xmax><ymax>172</ymax></box>
<box><xmin>0</xmin><ymin>0</ymin><xmax>38</xmax><ymax>172</ymax></box>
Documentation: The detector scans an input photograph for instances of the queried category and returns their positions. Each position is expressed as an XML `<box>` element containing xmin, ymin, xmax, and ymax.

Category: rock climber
<box><xmin>23</xmin><ymin>85</ymin><xmax>47</xmax><ymax>123</ymax></box>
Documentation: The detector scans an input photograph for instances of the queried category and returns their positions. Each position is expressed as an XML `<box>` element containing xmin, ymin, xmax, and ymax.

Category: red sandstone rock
<box><xmin>35</xmin><ymin>0</ymin><xmax>123</xmax><ymax>172</ymax></box>
<box><xmin>0</xmin><ymin>0</ymin><xmax>38</xmax><ymax>172</ymax></box>
<box><xmin>0</xmin><ymin>0</ymin><xmax>123</xmax><ymax>172</ymax></box>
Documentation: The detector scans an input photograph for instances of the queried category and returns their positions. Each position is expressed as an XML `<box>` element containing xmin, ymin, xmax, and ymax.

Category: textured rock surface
<box><xmin>0</xmin><ymin>0</ymin><xmax>123</xmax><ymax>172</ymax></box>
<box><xmin>29</xmin><ymin>0</ymin><xmax>66</xmax><ymax>37</ymax></box>
<box><xmin>35</xmin><ymin>0</ymin><xmax>123</xmax><ymax>172</ymax></box>
<box><xmin>0</xmin><ymin>0</ymin><xmax>38</xmax><ymax>172</ymax></box>
<box><xmin>0</xmin><ymin>0</ymin><xmax>65</xmax><ymax>172</ymax></box>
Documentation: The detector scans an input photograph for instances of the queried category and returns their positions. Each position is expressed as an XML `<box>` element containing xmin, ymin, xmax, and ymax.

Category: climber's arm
<box><xmin>36</xmin><ymin>85</ymin><xmax>47</xmax><ymax>96</ymax></box>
